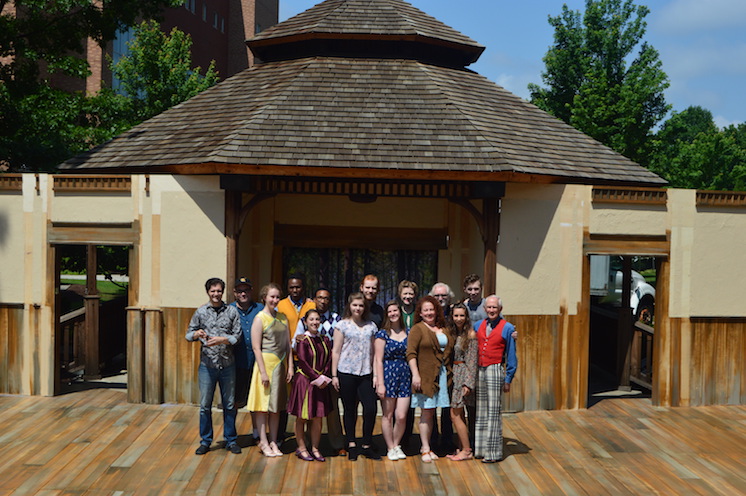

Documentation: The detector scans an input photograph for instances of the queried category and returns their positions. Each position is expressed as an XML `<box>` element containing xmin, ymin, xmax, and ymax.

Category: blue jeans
<box><xmin>198</xmin><ymin>362</ymin><xmax>237</xmax><ymax>446</ymax></box>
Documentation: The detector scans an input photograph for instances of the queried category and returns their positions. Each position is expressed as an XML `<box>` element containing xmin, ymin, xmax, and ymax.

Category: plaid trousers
<box><xmin>475</xmin><ymin>363</ymin><xmax>504</xmax><ymax>460</ymax></box>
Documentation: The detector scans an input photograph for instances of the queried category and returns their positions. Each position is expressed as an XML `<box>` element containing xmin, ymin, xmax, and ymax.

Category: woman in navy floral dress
<box><xmin>374</xmin><ymin>300</ymin><xmax>411</xmax><ymax>460</ymax></box>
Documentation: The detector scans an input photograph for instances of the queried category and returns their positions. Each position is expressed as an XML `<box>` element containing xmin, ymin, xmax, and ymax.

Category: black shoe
<box><xmin>360</xmin><ymin>446</ymin><xmax>381</xmax><ymax>460</ymax></box>
<box><xmin>347</xmin><ymin>446</ymin><xmax>359</xmax><ymax>461</ymax></box>
<box><xmin>226</xmin><ymin>443</ymin><xmax>241</xmax><ymax>454</ymax></box>
<box><xmin>195</xmin><ymin>444</ymin><xmax>210</xmax><ymax>455</ymax></box>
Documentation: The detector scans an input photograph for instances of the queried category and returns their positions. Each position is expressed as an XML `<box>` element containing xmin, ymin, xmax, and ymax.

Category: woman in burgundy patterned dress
<box><xmin>288</xmin><ymin>309</ymin><xmax>332</xmax><ymax>461</ymax></box>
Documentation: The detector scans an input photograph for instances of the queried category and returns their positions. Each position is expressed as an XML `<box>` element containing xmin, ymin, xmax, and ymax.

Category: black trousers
<box><xmin>338</xmin><ymin>372</ymin><xmax>377</xmax><ymax>446</ymax></box>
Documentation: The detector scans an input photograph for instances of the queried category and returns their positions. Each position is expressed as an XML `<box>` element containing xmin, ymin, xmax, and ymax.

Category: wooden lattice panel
<box><xmin>53</xmin><ymin>175</ymin><xmax>131</xmax><ymax>193</ymax></box>
<box><xmin>696</xmin><ymin>190</ymin><xmax>746</xmax><ymax>207</ymax></box>
<box><xmin>592</xmin><ymin>186</ymin><xmax>667</xmax><ymax>205</ymax></box>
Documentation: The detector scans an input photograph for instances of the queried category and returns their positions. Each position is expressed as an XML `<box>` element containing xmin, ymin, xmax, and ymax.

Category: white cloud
<box><xmin>654</xmin><ymin>0</ymin><xmax>746</xmax><ymax>33</ymax></box>
<box><xmin>713</xmin><ymin>115</ymin><xmax>743</xmax><ymax>129</ymax></box>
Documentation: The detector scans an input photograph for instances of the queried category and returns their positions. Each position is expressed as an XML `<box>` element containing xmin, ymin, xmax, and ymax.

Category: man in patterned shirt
<box><xmin>186</xmin><ymin>277</ymin><xmax>242</xmax><ymax>455</ymax></box>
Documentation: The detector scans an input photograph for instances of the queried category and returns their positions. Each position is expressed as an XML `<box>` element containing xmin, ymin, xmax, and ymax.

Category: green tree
<box><xmin>0</xmin><ymin>0</ymin><xmax>181</xmax><ymax>171</ymax></box>
<box><xmin>648</xmin><ymin>107</ymin><xmax>746</xmax><ymax>190</ymax></box>
<box><xmin>528</xmin><ymin>0</ymin><xmax>670</xmax><ymax>165</ymax></box>
<box><xmin>111</xmin><ymin>20</ymin><xmax>219</xmax><ymax>122</ymax></box>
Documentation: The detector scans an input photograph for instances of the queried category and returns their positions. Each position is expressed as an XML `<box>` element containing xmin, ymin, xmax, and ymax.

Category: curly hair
<box><xmin>414</xmin><ymin>295</ymin><xmax>447</xmax><ymax>328</ymax></box>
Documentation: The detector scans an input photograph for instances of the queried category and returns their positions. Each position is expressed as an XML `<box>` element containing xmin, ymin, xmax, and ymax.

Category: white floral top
<box><xmin>335</xmin><ymin>319</ymin><xmax>377</xmax><ymax>376</ymax></box>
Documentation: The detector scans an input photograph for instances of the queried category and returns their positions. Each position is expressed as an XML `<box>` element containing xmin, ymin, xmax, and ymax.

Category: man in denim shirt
<box><xmin>186</xmin><ymin>277</ymin><xmax>242</xmax><ymax>455</ymax></box>
<box><xmin>230</xmin><ymin>276</ymin><xmax>263</xmax><ymax>440</ymax></box>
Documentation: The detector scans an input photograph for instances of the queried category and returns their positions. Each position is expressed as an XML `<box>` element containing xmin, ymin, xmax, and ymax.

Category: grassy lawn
<box><xmin>639</xmin><ymin>269</ymin><xmax>657</xmax><ymax>286</ymax></box>
<box><xmin>60</xmin><ymin>279</ymin><xmax>128</xmax><ymax>302</ymax></box>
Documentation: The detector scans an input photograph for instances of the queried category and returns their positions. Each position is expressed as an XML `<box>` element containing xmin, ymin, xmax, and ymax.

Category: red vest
<box><xmin>477</xmin><ymin>319</ymin><xmax>506</xmax><ymax>367</ymax></box>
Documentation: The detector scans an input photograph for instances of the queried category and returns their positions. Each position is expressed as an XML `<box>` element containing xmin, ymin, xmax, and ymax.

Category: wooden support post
<box><xmin>225</xmin><ymin>190</ymin><xmax>241</xmax><ymax>299</ymax></box>
<box><xmin>617</xmin><ymin>256</ymin><xmax>633</xmax><ymax>390</ymax></box>
<box><xmin>482</xmin><ymin>198</ymin><xmax>500</xmax><ymax>296</ymax></box>
<box><xmin>144</xmin><ymin>309</ymin><xmax>163</xmax><ymax>404</ymax></box>
<box><xmin>83</xmin><ymin>245</ymin><xmax>101</xmax><ymax>380</ymax></box>
<box><xmin>126</xmin><ymin>307</ymin><xmax>144</xmax><ymax>403</ymax></box>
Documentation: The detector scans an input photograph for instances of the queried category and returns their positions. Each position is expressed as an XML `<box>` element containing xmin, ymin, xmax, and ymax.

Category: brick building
<box><xmin>33</xmin><ymin>0</ymin><xmax>279</xmax><ymax>94</ymax></box>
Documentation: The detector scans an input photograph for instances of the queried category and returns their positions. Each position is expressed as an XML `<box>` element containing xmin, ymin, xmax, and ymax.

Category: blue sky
<box><xmin>279</xmin><ymin>0</ymin><xmax>746</xmax><ymax>129</ymax></box>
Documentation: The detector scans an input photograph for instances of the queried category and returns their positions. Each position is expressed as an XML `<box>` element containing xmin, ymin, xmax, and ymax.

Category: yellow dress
<box><xmin>246</xmin><ymin>311</ymin><xmax>289</xmax><ymax>413</ymax></box>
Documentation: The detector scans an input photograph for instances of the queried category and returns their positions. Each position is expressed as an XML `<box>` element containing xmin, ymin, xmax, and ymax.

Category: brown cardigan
<box><xmin>406</xmin><ymin>322</ymin><xmax>454</xmax><ymax>398</ymax></box>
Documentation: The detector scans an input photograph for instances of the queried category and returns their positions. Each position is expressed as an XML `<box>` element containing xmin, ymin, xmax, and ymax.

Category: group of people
<box><xmin>186</xmin><ymin>272</ymin><xmax>517</xmax><ymax>464</ymax></box>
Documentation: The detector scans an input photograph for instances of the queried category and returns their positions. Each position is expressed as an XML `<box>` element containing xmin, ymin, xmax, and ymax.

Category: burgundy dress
<box><xmin>288</xmin><ymin>333</ymin><xmax>332</xmax><ymax>419</ymax></box>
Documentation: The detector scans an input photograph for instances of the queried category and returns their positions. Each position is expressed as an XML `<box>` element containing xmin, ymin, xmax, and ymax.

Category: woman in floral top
<box><xmin>446</xmin><ymin>303</ymin><xmax>478</xmax><ymax>461</ymax></box>
<box><xmin>331</xmin><ymin>292</ymin><xmax>381</xmax><ymax>461</ymax></box>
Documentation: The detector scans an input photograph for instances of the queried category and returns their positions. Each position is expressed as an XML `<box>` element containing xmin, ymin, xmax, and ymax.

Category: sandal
<box><xmin>259</xmin><ymin>443</ymin><xmax>275</xmax><ymax>457</ymax></box>
<box><xmin>446</xmin><ymin>449</ymin><xmax>461</xmax><ymax>460</ymax></box>
<box><xmin>421</xmin><ymin>450</ymin><xmax>437</xmax><ymax>463</ymax></box>
<box><xmin>269</xmin><ymin>441</ymin><xmax>283</xmax><ymax>457</ymax></box>
<box><xmin>451</xmin><ymin>449</ymin><xmax>473</xmax><ymax>461</ymax></box>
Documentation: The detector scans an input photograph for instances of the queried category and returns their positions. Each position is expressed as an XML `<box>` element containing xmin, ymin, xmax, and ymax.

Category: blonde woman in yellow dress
<box><xmin>247</xmin><ymin>283</ymin><xmax>294</xmax><ymax>457</ymax></box>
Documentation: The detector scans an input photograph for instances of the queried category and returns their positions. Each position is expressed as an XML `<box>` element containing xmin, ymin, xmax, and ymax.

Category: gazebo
<box><xmin>2</xmin><ymin>0</ymin><xmax>742</xmax><ymax>412</ymax></box>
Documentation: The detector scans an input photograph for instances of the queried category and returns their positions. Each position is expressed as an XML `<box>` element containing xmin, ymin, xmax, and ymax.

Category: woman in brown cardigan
<box><xmin>406</xmin><ymin>295</ymin><xmax>454</xmax><ymax>462</ymax></box>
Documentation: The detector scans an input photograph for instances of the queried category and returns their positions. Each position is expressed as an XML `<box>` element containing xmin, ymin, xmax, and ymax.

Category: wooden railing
<box><xmin>630</xmin><ymin>320</ymin><xmax>654</xmax><ymax>390</ymax></box>
<box><xmin>60</xmin><ymin>307</ymin><xmax>86</xmax><ymax>376</ymax></box>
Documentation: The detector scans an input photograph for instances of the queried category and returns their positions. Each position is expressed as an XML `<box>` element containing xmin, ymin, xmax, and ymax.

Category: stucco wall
<box><xmin>50</xmin><ymin>194</ymin><xmax>134</xmax><ymax>224</ymax></box>
<box><xmin>667</xmin><ymin>189</ymin><xmax>746</xmax><ymax>317</ymax></box>
<box><xmin>152</xmin><ymin>175</ymin><xmax>226</xmax><ymax>308</ymax></box>
<box><xmin>0</xmin><ymin>187</ymin><xmax>26</xmax><ymax>304</ymax></box>
<box><xmin>497</xmin><ymin>183</ymin><xmax>584</xmax><ymax>315</ymax></box>
<box><xmin>589</xmin><ymin>200</ymin><xmax>668</xmax><ymax>236</ymax></box>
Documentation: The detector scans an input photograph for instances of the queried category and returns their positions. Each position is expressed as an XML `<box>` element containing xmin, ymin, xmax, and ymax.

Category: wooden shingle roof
<box><xmin>59</xmin><ymin>0</ymin><xmax>665</xmax><ymax>186</ymax></box>
<box><xmin>249</xmin><ymin>0</ymin><xmax>484</xmax><ymax>66</ymax></box>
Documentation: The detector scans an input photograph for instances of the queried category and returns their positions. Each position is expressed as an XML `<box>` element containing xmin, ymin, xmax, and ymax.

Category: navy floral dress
<box><xmin>375</xmin><ymin>329</ymin><xmax>411</xmax><ymax>398</ymax></box>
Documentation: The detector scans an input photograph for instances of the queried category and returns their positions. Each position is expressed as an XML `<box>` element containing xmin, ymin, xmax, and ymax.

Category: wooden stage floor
<box><xmin>1</xmin><ymin>388</ymin><xmax>745</xmax><ymax>495</ymax></box>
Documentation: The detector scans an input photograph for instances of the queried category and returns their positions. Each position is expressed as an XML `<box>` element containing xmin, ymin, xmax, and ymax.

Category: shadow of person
<box><xmin>503</xmin><ymin>437</ymin><xmax>531</xmax><ymax>460</ymax></box>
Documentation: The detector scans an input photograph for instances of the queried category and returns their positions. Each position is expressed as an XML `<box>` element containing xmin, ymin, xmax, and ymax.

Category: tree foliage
<box><xmin>528</xmin><ymin>0</ymin><xmax>670</xmax><ymax>165</ymax></box>
<box><xmin>0</xmin><ymin>0</ymin><xmax>180</xmax><ymax>89</ymax></box>
<box><xmin>0</xmin><ymin>2</ymin><xmax>216</xmax><ymax>172</ymax></box>
<box><xmin>111</xmin><ymin>20</ymin><xmax>219</xmax><ymax>122</ymax></box>
<box><xmin>648</xmin><ymin>107</ymin><xmax>746</xmax><ymax>190</ymax></box>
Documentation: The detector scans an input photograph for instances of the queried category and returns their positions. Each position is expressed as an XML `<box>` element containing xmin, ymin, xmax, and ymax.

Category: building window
<box><xmin>184</xmin><ymin>0</ymin><xmax>196</xmax><ymax>13</ymax></box>
<box><xmin>213</xmin><ymin>12</ymin><xmax>219</xmax><ymax>29</ymax></box>
<box><xmin>111</xmin><ymin>27</ymin><xmax>135</xmax><ymax>94</ymax></box>
<box><xmin>220</xmin><ymin>17</ymin><xmax>225</xmax><ymax>33</ymax></box>
<box><xmin>202</xmin><ymin>3</ymin><xmax>207</xmax><ymax>21</ymax></box>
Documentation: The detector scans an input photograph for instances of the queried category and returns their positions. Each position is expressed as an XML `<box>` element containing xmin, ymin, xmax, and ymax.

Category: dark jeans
<box><xmin>234</xmin><ymin>365</ymin><xmax>254</xmax><ymax>410</ymax></box>
<box><xmin>198</xmin><ymin>363</ymin><xmax>237</xmax><ymax>447</ymax></box>
<box><xmin>338</xmin><ymin>372</ymin><xmax>377</xmax><ymax>446</ymax></box>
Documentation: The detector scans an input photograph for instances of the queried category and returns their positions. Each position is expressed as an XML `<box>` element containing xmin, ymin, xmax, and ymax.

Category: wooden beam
<box><xmin>584</xmin><ymin>233</ymin><xmax>670</xmax><ymax>257</ymax></box>
<box><xmin>48</xmin><ymin>222</ymin><xmax>139</xmax><ymax>245</ymax></box>
<box><xmin>617</xmin><ymin>256</ymin><xmax>633</xmax><ymax>390</ymax></box>
<box><xmin>126</xmin><ymin>308</ymin><xmax>144</xmax><ymax>403</ymax></box>
<box><xmin>83</xmin><ymin>245</ymin><xmax>100</xmax><ymax>380</ymax></box>
<box><xmin>144</xmin><ymin>309</ymin><xmax>163</xmax><ymax>404</ymax></box>
<box><xmin>225</xmin><ymin>190</ymin><xmax>241</xmax><ymax>297</ymax></box>
<box><xmin>97</xmin><ymin>162</ymin><xmax>663</xmax><ymax>188</ymax></box>
<box><xmin>482</xmin><ymin>197</ymin><xmax>500</xmax><ymax>295</ymax></box>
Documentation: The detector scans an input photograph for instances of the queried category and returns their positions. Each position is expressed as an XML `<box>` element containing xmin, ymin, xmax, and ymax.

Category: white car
<box><xmin>591</xmin><ymin>255</ymin><xmax>656</xmax><ymax>325</ymax></box>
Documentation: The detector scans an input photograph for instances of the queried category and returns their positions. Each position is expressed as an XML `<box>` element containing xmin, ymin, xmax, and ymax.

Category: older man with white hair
<box><xmin>474</xmin><ymin>295</ymin><xmax>517</xmax><ymax>463</ymax></box>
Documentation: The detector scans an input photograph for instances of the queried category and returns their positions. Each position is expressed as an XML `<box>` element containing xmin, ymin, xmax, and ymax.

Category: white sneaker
<box><xmin>387</xmin><ymin>448</ymin><xmax>399</xmax><ymax>461</ymax></box>
<box><xmin>395</xmin><ymin>445</ymin><xmax>406</xmax><ymax>459</ymax></box>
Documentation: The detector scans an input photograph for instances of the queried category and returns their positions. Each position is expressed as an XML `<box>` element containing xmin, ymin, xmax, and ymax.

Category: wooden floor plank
<box><xmin>1</xmin><ymin>390</ymin><xmax>745</xmax><ymax>495</ymax></box>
